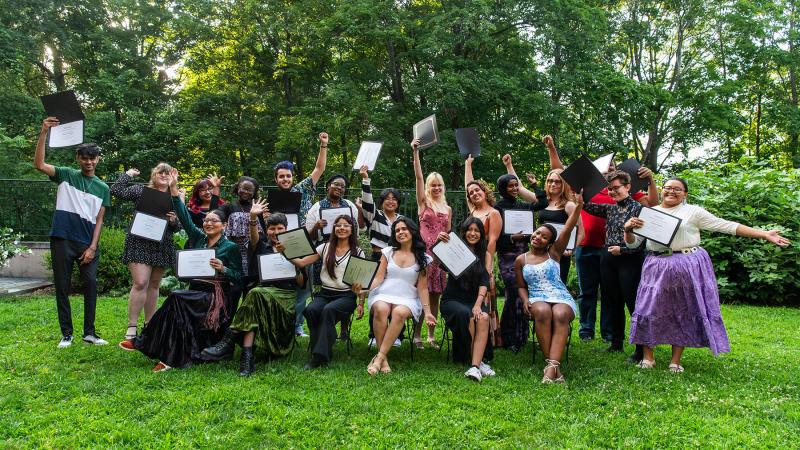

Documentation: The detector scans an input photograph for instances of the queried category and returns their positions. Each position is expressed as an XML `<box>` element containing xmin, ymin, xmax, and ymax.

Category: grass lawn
<box><xmin>1</xmin><ymin>295</ymin><xmax>798</xmax><ymax>448</ymax></box>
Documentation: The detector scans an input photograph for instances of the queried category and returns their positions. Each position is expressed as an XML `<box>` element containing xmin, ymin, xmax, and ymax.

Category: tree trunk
<box><xmin>755</xmin><ymin>92</ymin><xmax>762</xmax><ymax>160</ymax></box>
<box><xmin>789</xmin><ymin>9</ymin><xmax>799</xmax><ymax>167</ymax></box>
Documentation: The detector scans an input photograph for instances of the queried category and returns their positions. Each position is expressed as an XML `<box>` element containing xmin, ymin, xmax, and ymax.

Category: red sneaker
<box><xmin>118</xmin><ymin>339</ymin><xmax>136</xmax><ymax>351</ymax></box>
<box><xmin>152</xmin><ymin>361</ymin><xmax>172</xmax><ymax>372</ymax></box>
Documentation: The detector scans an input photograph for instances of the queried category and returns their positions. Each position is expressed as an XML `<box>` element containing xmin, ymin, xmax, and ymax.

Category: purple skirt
<box><xmin>629</xmin><ymin>247</ymin><xmax>730</xmax><ymax>355</ymax></box>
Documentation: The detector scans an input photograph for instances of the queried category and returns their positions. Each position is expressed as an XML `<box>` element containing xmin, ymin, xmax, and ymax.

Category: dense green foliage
<box><xmin>678</xmin><ymin>158</ymin><xmax>800</xmax><ymax>304</ymax></box>
<box><xmin>1</xmin><ymin>295</ymin><xmax>799</xmax><ymax>447</ymax></box>
<box><xmin>0</xmin><ymin>227</ymin><xmax>30</xmax><ymax>267</ymax></box>
<box><xmin>1</xmin><ymin>0</ymin><xmax>799</xmax><ymax>189</ymax></box>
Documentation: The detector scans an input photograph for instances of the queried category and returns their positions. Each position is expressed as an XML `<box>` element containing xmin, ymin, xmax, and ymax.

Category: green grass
<box><xmin>1</xmin><ymin>295</ymin><xmax>799</xmax><ymax>448</ymax></box>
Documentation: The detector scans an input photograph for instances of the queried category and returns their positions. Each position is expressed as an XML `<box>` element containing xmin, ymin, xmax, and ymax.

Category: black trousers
<box><xmin>599</xmin><ymin>250</ymin><xmax>644</xmax><ymax>344</ymax></box>
<box><xmin>50</xmin><ymin>237</ymin><xmax>99</xmax><ymax>337</ymax></box>
<box><xmin>304</xmin><ymin>289</ymin><xmax>356</xmax><ymax>363</ymax></box>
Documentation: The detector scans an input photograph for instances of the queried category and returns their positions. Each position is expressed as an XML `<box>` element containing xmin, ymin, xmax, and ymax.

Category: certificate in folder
<box><xmin>176</xmin><ymin>249</ymin><xmax>216</xmax><ymax>279</ymax></box>
<box><xmin>342</xmin><ymin>255</ymin><xmax>379</xmax><ymax>288</ymax></box>
<box><xmin>129</xmin><ymin>211</ymin><xmax>168</xmax><ymax>242</ymax></box>
<box><xmin>560</xmin><ymin>155</ymin><xmax>608</xmax><ymax>203</ymax></box>
<box><xmin>40</xmin><ymin>90</ymin><xmax>85</xmax><ymax>148</ymax></box>
<box><xmin>136</xmin><ymin>187</ymin><xmax>173</xmax><ymax>217</ymax></box>
<box><xmin>267</xmin><ymin>189</ymin><xmax>302</xmax><ymax>229</ymax></box>
<box><xmin>502</xmin><ymin>209</ymin><xmax>535</xmax><ymax>235</ymax></box>
<box><xmin>633</xmin><ymin>207</ymin><xmax>682</xmax><ymax>247</ymax></box>
<box><xmin>276</xmin><ymin>228</ymin><xmax>316</xmax><ymax>260</ymax></box>
<box><xmin>431</xmin><ymin>232</ymin><xmax>479</xmax><ymax>279</ymax></box>
<box><xmin>258</xmin><ymin>253</ymin><xmax>297</xmax><ymax>282</ymax></box>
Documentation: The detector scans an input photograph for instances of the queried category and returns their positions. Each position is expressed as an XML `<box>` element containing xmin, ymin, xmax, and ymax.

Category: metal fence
<box><xmin>0</xmin><ymin>179</ymin><xmax>475</xmax><ymax>241</ymax></box>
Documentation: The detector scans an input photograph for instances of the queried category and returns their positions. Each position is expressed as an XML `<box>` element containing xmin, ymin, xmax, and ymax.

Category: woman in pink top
<box><xmin>412</xmin><ymin>138</ymin><xmax>452</xmax><ymax>350</ymax></box>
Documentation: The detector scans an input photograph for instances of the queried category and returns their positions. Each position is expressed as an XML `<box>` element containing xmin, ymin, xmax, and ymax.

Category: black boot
<box><xmin>201</xmin><ymin>329</ymin><xmax>239</xmax><ymax>361</ymax></box>
<box><xmin>627</xmin><ymin>344</ymin><xmax>644</xmax><ymax>364</ymax></box>
<box><xmin>604</xmin><ymin>341</ymin><xmax>623</xmax><ymax>353</ymax></box>
<box><xmin>238</xmin><ymin>346</ymin><xmax>255</xmax><ymax>377</ymax></box>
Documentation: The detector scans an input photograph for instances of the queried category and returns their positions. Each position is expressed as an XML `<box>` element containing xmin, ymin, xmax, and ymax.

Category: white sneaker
<box><xmin>393</xmin><ymin>339</ymin><xmax>401</xmax><ymax>347</ymax></box>
<box><xmin>368</xmin><ymin>338</ymin><xmax>376</xmax><ymax>348</ymax></box>
<box><xmin>82</xmin><ymin>334</ymin><xmax>108</xmax><ymax>345</ymax></box>
<box><xmin>478</xmin><ymin>361</ymin><xmax>496</xmax><ymax>377</ymax></box>
<box><xmin>464</xmin><ymin>366</ymin><xmax>482</xmax><ymax>382</ymax></box>
<box><xmin>57</xmin><ymin>335</ymin><xmax>73</xmax><ymax>348</ymax></box>
<box><xmin>295</xmin><ymin>326</ymin><xmax>309</xmax><ymax>337</ymax></box>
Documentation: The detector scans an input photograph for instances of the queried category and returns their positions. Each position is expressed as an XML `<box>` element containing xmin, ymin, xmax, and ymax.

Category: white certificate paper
<box><xmin>276</xmin><ymin>228</ymin><xmax>316</xmax><ymax>259</ymax></box>
<box><xmin>284</xmin><ymin>213</ymin><xmax>299</xmax><ymax>230</ymax></box>
<box><xmin>352</xmin><ymin>141</ymin><xmax>383</xmax><ymax>170</ymax></box>
<box><xmin>342</xmin><ymin>255</ymin><xmax>379</xmax><ymax>288</ymax></box>
<box><xmin>48</xmin><ymin>120</ymin><xmax>84</xmax><ymax>148</ymax></box>
<box><xmin>431</xmin><ymin>232</ymin><xmax>478</xmax><ymax>278</ymax></box>
<box><xmin>544</xmin><ymin>222</ymin><xmax>578</xmax><ymax>251</ymax></box>
<box><xmin>176</xmin><ymin>249</ymin><xmax>216</xmax><ymax>278</ymax></box>
<box><xmin>320</xmin><ymin>207</ymin><xmax>353</xmax><ymax>236</ymax></box>
<box><xmin>592</xmin><ymin>153</ymin><xmax>614</xmax><ymax>174</ymax></box>
<box><xmin>503</xmin><ymin>209</ymin><xmax>534</xmax><ymax>235</ymax></box>
<box><xmin>258</xmin><ymin>253</ymin><xmax>297</xmax><ymax>282</ymax></box>
<box><xmin>633</xmin><ymin>207</ymin><xmax>682</xmax><ymax>247</ymax></box>
<box><xmin>129</xmin><ymin>211</ymin><xmax>167</xmax><ymax>242</ymax></box>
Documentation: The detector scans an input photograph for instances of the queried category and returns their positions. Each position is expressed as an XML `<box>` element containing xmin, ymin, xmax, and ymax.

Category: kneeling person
<box><xmin>202</xmin><ymin>210</ymin><xmax>304</xmax><ymax>376</ymax></box>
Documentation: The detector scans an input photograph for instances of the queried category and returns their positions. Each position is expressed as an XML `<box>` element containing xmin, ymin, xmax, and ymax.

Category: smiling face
<box><xmin>393</xmin><ymin>221</ymin><xmax>411</xmax><ymax>244</ymax></box>
<box><xmin>275</xmin><ymin>168</ymin><xmax>293</xmax><ymax>190</ymax></box>
<box><xmin>505</xmin><ymin>179</ymin><xmax>520</xmax><ymax>198</ymax></box>
<box><xmin>545</xmin><ymin>172</ymin><xmax>564</xmax><ymax>196</ymax></box>
<box><xmin>266</xmin><ymin>223</ymin><xmax>286</xmax><ymax>243</ymax></box>
<box><xmin>530</xmin><ymin>226</ymin><xmax>554</xmax><ymax>250</ymax></box>
<box><xmin>464</xmin><ymin>223</ymin><xmax>482</xmax><ymax>246</ymax></box>
<box><xmin>382</xmin><ymin>193</ymin><xmax>398</xmax><ymax>214</ymax></box>
<box><xmin>426</xmin><ymin>173</ymin><xmax>444</xmax><ymax>199</ymax></box>
<box><xmin>152</xmin><ymin>170</ymin><xmax>171</xmax><ymax>190</ymax></box>
<box><xmin>607</xmin><ymin>178</ymin><xmax>630</xmax><ymax>202</ymax></box>
<box><xmin>468</xmin><ymin>183</ymin><xmax>486</xmax><ymax>206</ymax></box>
<box><xmin>237</xmin><ymin>180</ymin><xmax>256</xmax><ymax>202</ymax></box>
<box><xmin>76</xmin><ymin>154</ymin><xmax>100</xmax><ymax>176</ymax></box>
<box><xmin>197</xmin><ymin>183</ymin><xmax>213</xmax><ymax>201</ymax></box>
<box><xmin>327</xmin><ymin>178</ymin><xmax>346</xmax><ymax>201</ymax></box>
<box><xmin>203</xmin><ymin>212</ymin><xmax>225</xmax><ymax>237</ymax></box>
<box><xmin>333</xmin><ymin>217</ymin><xmax>353</xmax><ymax>239</ymax></box>
<box><xmin>661</xmin><ymin>180</ymin><xmax>687</xmax><ymax>207</ymax></box>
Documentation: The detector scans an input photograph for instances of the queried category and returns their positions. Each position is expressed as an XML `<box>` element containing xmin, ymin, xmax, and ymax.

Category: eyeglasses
<box><xmin>203</xmin><ymin>218</ymin><xmax>222</xmax><ymax>224</ymax></box>
<box><xmin>662</xmin><ymin>186</ymin><xmax>685</xmax><ymax>193</ymax></box>
<box><xmin>608</xmin><ymin>184</ymin><xmax>629</xmax><ymax>192</ymax></box>
<box><xmin>334</xmin><ymin>223</ymin><xmax>352</xmax><ymax>229</ymax></box>
<box><xmin>545</xmin><ymin>179</ymin><xmax>562</xmax><ymax>184</ymax></box>
<box><xmin>330</xmin><ymin>182</ymin><xmax>346</xmax><ymax>188</ymax></box>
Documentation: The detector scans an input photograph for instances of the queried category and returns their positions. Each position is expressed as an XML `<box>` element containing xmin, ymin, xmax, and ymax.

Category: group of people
<box><xmin>35</xmin><ymin>116</ymin><xmax>791</xmax><ymax>384</ymax></box>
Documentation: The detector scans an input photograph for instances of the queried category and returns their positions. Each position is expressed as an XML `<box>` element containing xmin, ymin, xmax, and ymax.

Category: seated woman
<box><xmin>624</xmin><ymin>178</ymin><xmax>790</xmax><ymax>372</ymax></box>
<box><xmin>357</xmin><ymin>217</ymin><xmax>437</xmax><ymax>375</ymax></box>
<box><xmin>275</xmin><ymin>215</ymin><xmax>365</xmax><ymax>369</ymax></box>
<box><xmin>514</xmin><ymin>191</ymin><xmax>583</xmax><ymax>384</ymax></box>
<box><xmin>135</xmin><ymin>170</ymin><xmax>242</xmax><ymax>372</ymax></box>
<box><xmin>201</xmin><ymin>206</ymin><xmax>304</xmax><ymax>376</ymax></box>
<box><xmin>438</xmin><ymin>217</ymin><xmax>496</xmax><ymax>382</ymax></box>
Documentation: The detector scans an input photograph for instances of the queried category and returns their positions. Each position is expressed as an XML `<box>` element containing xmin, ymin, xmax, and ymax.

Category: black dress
<box><xmin>440</xmin><ymin>269</ymin><xmax>493</xmax><ymax>365</ymax></box>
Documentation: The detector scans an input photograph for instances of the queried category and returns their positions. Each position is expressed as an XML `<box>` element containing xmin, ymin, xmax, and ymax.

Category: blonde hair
<box><xmin>424</xmin><ymin>172</ymin><xmax>449</xmax><ymax>214</ymax></box>
<box><xmin>147</xmin><ymin>163</ymin><xmax>173</xmax><ymax>188</ymax></box>
<box><xmin>466</xmin><ymin>179</ymin><xmax>495</xmax><ymax>211</ymax></box>
<box><xmin>545</xmin><ymin>168</ymin><xmax>573</xmax><ymax>208</ymax></box>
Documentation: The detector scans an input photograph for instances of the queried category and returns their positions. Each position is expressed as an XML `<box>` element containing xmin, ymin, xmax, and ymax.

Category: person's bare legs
<box><xmin>144</xmin><ymin>266</ymin><xmax>165</xmax><ymax>322</ymax></box>
<box><xmin>377</xmin><ymin>305</ymin><xmax>412</xmax><ymax>372</ymax></box>
<box><xmin>670</xmin><ymin>346</ymin><xmax>684</xmax><ymax>366</ymax></box>
<box><xmin>372</xmin><ymin>301</ymin><xmax>391</xmax><ymax>351</ymax></box>
<box><xmin>531</xmin><ymin>302</ymin><xmax>555</xmax><ymax>378</ymax></box>
<box><xmin>468</xmin><ymin>311</ymin><xmax>490</xmax><ymax>367</ymax></box>
<box><xmin>127</xmin><ymin>263</ymin><xmax>152</xmax><ymax>336</ymax></box>
<box><xmin>642</xmin><ymin>345</ymin><xmax>656</xmax><ymax>363</ymax></box>
<box><xmin>548</xmin><ymin>304</ymin><xmax>575</xmax><ymax>379</ymax></box>
<box><xmin>427</xmin><ymin>293</ymin><xmax>440</xmax><ymax>347</ymax></box>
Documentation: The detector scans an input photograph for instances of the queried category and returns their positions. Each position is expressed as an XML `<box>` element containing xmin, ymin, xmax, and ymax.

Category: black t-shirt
<box><xmin>441</xmin><ymin>267</ymin><xmax>489</xmax><ymax>305</ymax></box>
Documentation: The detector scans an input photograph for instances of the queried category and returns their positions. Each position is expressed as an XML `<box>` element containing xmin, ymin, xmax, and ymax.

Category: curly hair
<box><xmin>388</xmin><ymin>217</ymin><xmax>428</xmax><ymax>272</ymax></box>
<box><xmin>466</xmin><ymin>179</ymin><xmax>495</xmax><ymax>211</ymax></box>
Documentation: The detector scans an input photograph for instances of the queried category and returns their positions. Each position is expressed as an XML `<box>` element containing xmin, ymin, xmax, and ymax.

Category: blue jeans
<box><xmin>575</xmin><ymin>246</ymin><xmax>612</xmax><ymax>340</ymax></box>
<box><xmin>295</xmin><ymin>267</ymin><xmax>312</xmax><ymax>330</ymax></box>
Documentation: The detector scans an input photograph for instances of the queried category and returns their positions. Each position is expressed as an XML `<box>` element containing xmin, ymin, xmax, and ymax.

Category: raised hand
<box><xmin>250</xmin><ymin>198</ymin><xmax>269</xmax><ymax>219</ymax></box>
<box><xmin>465</xmin><ymin>154</ymin><xmax>474</xmax><ymax>165</ymax></box>
<box><xmin>410</xmin><ymin>138</ymin><xmax>420</xmax><ymax>151</ymax></box>
<box><xmin>207</xmin><ymin>172</ymin><xmax>224</xmax><ymax>187</ymax></box>
<box><xmin>41</xmin><ymin>117</ymin><xmax>60</xmax><ymax>131</ymax></box>
<box><xmin>502</xmin><ymin>154</ymin><xmax>512</xmax><ymax>167</ymax></box>
<box><xmin>526</xmin><ymin>172</ymin><xmax>537</xmax><ymax>186</ymax></box>
<box><xmin>359</xmin><ymin>165</ymin><xmax>369</xmax><ymax>179</ymax></box>
<box><xmin>542</xmin><ymin>135</ymin><xmax>554</xmax><ymax>149</ymax></box>
<box><xmin>637</xmin><ymin>166</ymin><xmax>653</xmax><ymax>179</ymax></box>
<box><xmin>125</xmin><ymin>168</ymin><xmax>140</xmax><ymax>177</ymax></box>
<box><xmin>319</xmin><ymin>132</ymin><xmax>329</xmax><ymax>147</ymax></box>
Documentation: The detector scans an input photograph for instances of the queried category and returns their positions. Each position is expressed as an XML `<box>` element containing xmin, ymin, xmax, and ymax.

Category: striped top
<box><xmin>361</xmin><ymin>178</ymin><xmax>402</xmax><ymax>249</ymax></box>
<box><xmin>49</xmin><ymin>167</ymin><xmax>111</xmax><ymax>246</ymax></box>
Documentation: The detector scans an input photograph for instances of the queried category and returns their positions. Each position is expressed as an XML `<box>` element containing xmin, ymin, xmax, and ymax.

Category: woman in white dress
<box><xmin>356</xmin><ymin>217</ymin><xmax>437</xmax><ymax>375</ymax></box>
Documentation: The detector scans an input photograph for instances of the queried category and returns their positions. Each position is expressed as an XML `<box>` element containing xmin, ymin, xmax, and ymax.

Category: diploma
<box><xmin>48</xmin><ymin>120</ymin><xmax>84</xmax><ymax>148</ymax></box>
<box><xmin>176</xmin><ymin>249</ymin><xmax>216</xmax><ymax>279</ymax></box>
<box><xmin>633</xmin><ymin>207</ymin><xmax>682</xmax><ymax>247</ymax></box>
<box><xmin>342</xmin><ymin>255</ymin><xmax>379</xmax><ymax>288</ymax></box>
<box><xmin>544</xmin><ymin>222</ymin><xmax>578</xmax><ymax>251</ymax></box>
<box><xmin>258</xmin><ymin>253</ymin><xmax>297</xmax><ymax>282</ymax></box>
<box><xmin>129</xmin><ymin>211</ymin><xmax>167</xmax><ymax>242</ymax></box>
<box><xmin>431</xmin><ymin>232</ymin><xmax>478</xmax><ymax>278</ymax></box>
<box><xmin>502</xmin><ymin>209</ymin><xmax>534</xmax><ymax>235</ymax></box>
<box><xmin>276</xmin><ymin>228</ymin><xmax>316</xmax><ymax>259</ymax></box>
<box><xmin>284</xmin><ymin>213</ymin><xmax>300</xmax><ymax>230</ymax></box>
<box><xmin>320</xmin><ymin>206</ymin><xmax>353</xmax><ymax>236</ymax></box>
<box><xmin>352</xmin><ymin>141</ymin><xmax>383</xmax><ymax>170</ymax></box>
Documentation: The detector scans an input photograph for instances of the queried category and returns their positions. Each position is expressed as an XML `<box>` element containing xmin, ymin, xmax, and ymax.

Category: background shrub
<box><xmin>678</xmin><ymin>158</ymin><xmax>799</xmax><ymax>305</ymax></box>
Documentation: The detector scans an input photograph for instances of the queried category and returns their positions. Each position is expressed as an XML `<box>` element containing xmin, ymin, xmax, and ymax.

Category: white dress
<box><xmin>368</xmin><ymin>247</ymin><xmax>432</xmax><ymax>321</ymax></box>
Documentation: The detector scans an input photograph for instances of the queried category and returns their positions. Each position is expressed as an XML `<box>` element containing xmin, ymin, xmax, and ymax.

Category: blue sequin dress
<box><xmin>522</xmin><ymin>255</ymin><xmax>577</xmax><ymax>316</ymax></box>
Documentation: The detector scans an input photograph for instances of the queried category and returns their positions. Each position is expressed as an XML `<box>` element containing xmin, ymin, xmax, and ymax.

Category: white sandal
<box><xmin>668</xmin><ymin>363</ymin><xmax>684</xmax><ymax>373</ymax></box>
<box><xmin>542</xmin><ymin>359</ymin><xmax>560</xmax><ymax>384</ymax></box>
<box><xmin>636</xmin><ymin>359</ymin><xmax>656</xmax><ymax>369</ymax></box>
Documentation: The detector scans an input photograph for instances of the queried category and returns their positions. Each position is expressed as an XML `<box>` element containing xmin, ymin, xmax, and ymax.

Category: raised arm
<box><xmin>412</xmin><ymin>139</ymin><xmax>426</xmax><ymax>211</ymax></box>
<box><xmin>502</xmin><ymin>153</ymin><xmax>540</xmax><ymax>203</ymax></box>
<box><xmin>464</xmin><ymin>154</ymin><xmax>475</xmax><ymax>189</ymax></box>
<box><xmin>359</xmin><ymin>166</ymin><xmax>376</xmax><ymax>226</ymax></box>
<box><xmin>636</xmin><ymin>166</ymin><xmax>657</xmax><ymax>206</ymax></box>
<box><xmin>564</xmin><ymin>201</ymin><xmax>584</xmax><ymax>254</ymax></box>
<box><xmin>34</xmin><ymin>117</ymin><xmax>58</xmax><ymax>177</ymax></box>
<box><xmin>309</xmin><ymin>132</ymin><xmax>329</xmax><ymax>185</ymax></box>
<box><xmin>110</xmin><ymin>169</ymin><xmax>142</xmax><ymax>201</ymax></box>
<box><xmin>248</xmin><ymin>199</ymin><xmax>269</xmax><ymax>249</ymax></box>
<box><xmin>169</xmin><ymin>169</ymin><xmax>204</xmax><ymax>243</ymax></box>
<box><xmin>543</xmin><ymin>135</ymin><xmax>564</xmax><ymax>170</ymax></box>
<box><xmin>552</xmin><ymin>193</ymin><xmax>584</xmax><ymax>258</ymax></box>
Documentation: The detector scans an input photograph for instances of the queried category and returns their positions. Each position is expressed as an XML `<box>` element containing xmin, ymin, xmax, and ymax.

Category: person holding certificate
<box><xmin>494</xmin><ymin>154</ymin><xmax>547</xmax><ymax>353</ymax></box>
<box><xmin>110</xmin><ymin>164</ymin><xmax>181</xmax><ymax>350</ymax></box>
<box><xmin>201</xmin><ymin>212</ymin><xmax>305</xmax><ymax>376</ymax></box>
<box><xmin>276</xmin><ymin>215</ymin><xmax>366</xmax><ymax>369</ymax></box>
<box><xmin>219</xmin><ymin>176</ymin><xmax>263</xmax><ymax>298</ymax></box>
<box><xmin>304</xmin><ymin>174</ymin><xmax>362</xmax><ymax>243</ymax></box>
<box><xmin>514</xmin><ymin>193</ymin><xmax>583</xmax><ymax>384</ymax></box>
<box><xmin>134</xmin><ymin>170</ymin><xmax>242</xmax><ymax>372</ymax></box>
<box><xmin>438</xmin><ymin>217</ymin><xmax>496</xmax><ymax>382</ymax></box>
<box><xmin>623</xmin><ymin>178</ymin><xmax>791</xmax><ymax>372</ymax></box>
<box><xmin>412</xmin><ymin>138</ymin><xmax>452</xmax><ymax>350</ymax></box>
<box><xmin>355</xmin><ymin>218</ymin><xmax>437</xmax><ymax>375</ymax></box>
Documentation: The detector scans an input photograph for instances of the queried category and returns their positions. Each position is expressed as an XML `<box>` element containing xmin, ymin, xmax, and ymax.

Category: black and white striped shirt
<box><xmin>361</xmin><ymin>178</ymin><xmax>402</xmax><ymax>249</ymax></box>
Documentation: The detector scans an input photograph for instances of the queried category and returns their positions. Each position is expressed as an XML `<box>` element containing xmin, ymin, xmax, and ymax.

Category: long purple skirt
<box><xmin>629</xmin><ymin>247</ymin><xmax>730</xmax><ymax>355</ymax></box>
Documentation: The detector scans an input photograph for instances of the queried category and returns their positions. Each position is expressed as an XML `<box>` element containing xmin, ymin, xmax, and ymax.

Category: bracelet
<box><xmin>320</xmin><ymin>145</ymin><xmax>328</xmax><ymax>149</ymax></box>
<box><xmin>249</xmin><ymin>220</ymin><xmax>258</xmax><ymax>226</ymax></box>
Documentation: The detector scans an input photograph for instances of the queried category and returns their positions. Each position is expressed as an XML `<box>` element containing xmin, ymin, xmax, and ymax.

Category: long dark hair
<box><xmin>457</xmin><ymin>217</ymin><xmax>488</xmax><ymax>292</ymax></box>
<box><xmin>388</xmin><ymin>217</ymin><xmax>428</xmax><ymax>272</ymax></box>
<box><xmin>324</xmin><ymin>215</ymin><xmax>359</xmax><ymax>280</ymax></box>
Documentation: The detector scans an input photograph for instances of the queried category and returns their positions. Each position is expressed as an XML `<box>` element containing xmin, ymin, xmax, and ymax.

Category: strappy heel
<box><xmin>542</xmin><ymin>359</ymin><xmax>559</xmax><ymax>384</ymax></box>
<box><xmin>367</xmin><ymin>353</ymin><xmax>384</xmax><ymax>376</ymax></box>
